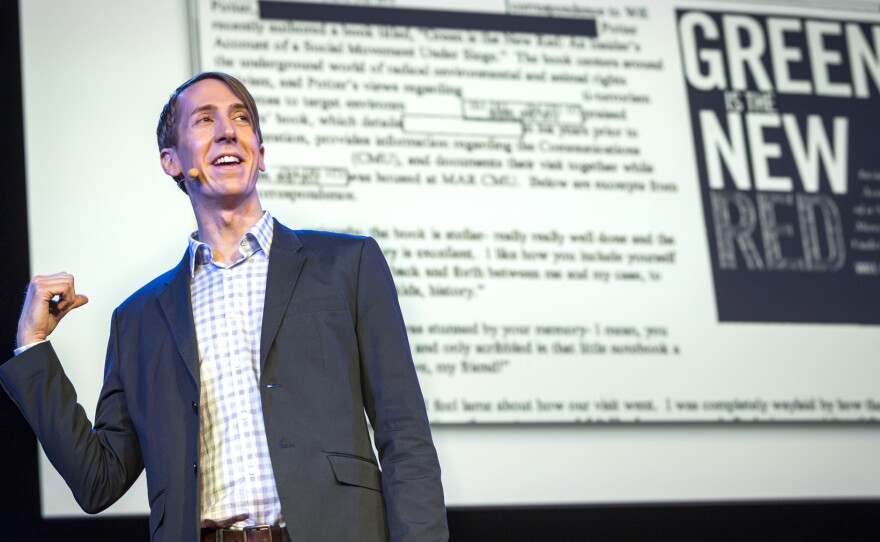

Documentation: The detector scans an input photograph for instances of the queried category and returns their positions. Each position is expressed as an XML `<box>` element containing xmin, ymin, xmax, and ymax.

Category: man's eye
<box><xmin>196</xmin><ymin>116</ymin><xmax>212</xmax><ymax>124</ymax></box>
<box><xmin>234</xmin><ymin>113</ymin><xmax>249</xmax><ymax>122</ymax></box>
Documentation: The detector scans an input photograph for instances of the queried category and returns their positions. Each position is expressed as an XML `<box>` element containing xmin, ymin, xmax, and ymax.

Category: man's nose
<box><xmin>215</xmin><ymin>117</ymin><xmax>237</xmax><ymax>142</ymax></box>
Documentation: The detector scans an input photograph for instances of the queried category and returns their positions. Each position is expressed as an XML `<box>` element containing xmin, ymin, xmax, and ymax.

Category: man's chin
<box><xmin>198</xmin><ymin>183</ymin><xmax>259</xmax><ymax>205</ymax></box>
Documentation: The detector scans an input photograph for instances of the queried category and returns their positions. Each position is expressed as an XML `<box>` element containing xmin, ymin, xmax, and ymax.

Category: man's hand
<box><xmin>17</xmin><ymin>272</ymin><xmax>89</xmax><ymax>348</ymax></box>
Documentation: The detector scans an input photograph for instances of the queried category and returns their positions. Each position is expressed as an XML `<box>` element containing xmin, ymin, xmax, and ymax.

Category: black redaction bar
<box><xmin>259</xmin><ymin>1</ymin><xmax>597</xmax><ymax>36</ymax></box>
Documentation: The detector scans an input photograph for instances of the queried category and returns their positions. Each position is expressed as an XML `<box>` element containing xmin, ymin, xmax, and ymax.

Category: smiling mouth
<box><xmin>212</xmin><ymin>155</ymin><xmax>241</xmax><ymax>166</ymax></box>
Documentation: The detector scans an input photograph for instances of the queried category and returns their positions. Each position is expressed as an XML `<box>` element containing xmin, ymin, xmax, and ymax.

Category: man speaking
<box><xmin>1</xmin><ymin>72</ymin><xmax>448</xmax><ymax>542</ymax></box>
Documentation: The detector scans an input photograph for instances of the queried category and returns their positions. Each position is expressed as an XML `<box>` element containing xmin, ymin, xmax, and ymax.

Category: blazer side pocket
<box><xmin>149</xmin><ymin>490</ymin><xmax>166</xmax><ymax>541</ymax></box>
<box><xmin>327</xmin><ymin>453</ymin><xmax>383</xmax><ymax>492</ymax></box>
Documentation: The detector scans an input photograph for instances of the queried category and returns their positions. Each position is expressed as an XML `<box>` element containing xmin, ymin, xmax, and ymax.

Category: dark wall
<box><xmin>0</xmin><ymin>1</ymin><xmax>876</xmax><ymax>540</ymax></box>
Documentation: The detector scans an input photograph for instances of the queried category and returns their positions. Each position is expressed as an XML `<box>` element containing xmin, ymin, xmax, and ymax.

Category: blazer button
<box><xmin>193</xmin><ymin>463</ymin><xmax>198</xmax><ymax>474</ymax></box>
<box><xmin>192</xmin><ymin>401</ymin><xmax>198</xmax><ymax>413</ymax></box>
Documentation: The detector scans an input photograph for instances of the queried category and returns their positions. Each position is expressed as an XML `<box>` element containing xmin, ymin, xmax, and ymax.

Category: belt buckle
<box><xmin>243</xmin><ymin>524</ymin><xmax>274</xmax><ymax>542</ymax></box>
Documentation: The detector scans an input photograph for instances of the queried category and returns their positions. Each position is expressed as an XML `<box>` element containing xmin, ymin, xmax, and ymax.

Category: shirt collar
<box><xmin>187</xmin><ymin>210</ymin><xmax>275</xmax><ymax>276</ymax></box>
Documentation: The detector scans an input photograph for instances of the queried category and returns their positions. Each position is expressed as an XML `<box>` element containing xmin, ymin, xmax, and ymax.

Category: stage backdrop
<box><xmin>17</xmin><ymin>0</ymin><xmax>879</xmax><ymax>518</ymax></box>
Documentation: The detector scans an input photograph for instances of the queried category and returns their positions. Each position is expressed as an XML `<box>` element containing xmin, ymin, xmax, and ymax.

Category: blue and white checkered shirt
<box><xmin>188</xmin><ymin>210</ymin><xmax>283</xmax><ymax>527</ymax></box>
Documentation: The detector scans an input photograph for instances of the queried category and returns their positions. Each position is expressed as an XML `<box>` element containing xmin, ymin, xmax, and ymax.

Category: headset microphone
<box><xmin>187</xmin><ymin>168</ymin><xmax>201</xmax><ymax>181</ymax></box>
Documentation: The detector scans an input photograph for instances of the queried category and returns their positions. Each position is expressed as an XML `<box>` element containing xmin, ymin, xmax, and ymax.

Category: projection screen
<box><xmin>17</xmin><ymin>0</ymin><xmax>880</xmax><ymax>517</ymax></box>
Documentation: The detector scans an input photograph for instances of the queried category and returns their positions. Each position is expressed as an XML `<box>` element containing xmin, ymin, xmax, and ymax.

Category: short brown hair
<box><xmin>156</xmin><ymin>72</ymin><xmax>263</xmax><ymax>193</ymax></box>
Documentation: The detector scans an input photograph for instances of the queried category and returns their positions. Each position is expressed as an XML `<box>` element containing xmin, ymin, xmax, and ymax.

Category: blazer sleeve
<box><xmin>0</xmin><ymin>310</ymin><xmax>144</xmax><ymax>513</ymax></box>
<box><xmin>354</xmin><ymin>237</ymin><xmax>449</xmax><ymax>541</ymax></box>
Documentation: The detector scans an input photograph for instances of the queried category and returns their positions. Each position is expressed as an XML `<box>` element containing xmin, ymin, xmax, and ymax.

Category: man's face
<box><xmin>161</xmin><ymin>78</ymin><xmax>265</xmax><ymax>204</ymax></box>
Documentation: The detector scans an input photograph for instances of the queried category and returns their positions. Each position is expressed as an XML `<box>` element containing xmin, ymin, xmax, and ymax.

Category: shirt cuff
<box><xmin>14</xmin><ymin>340</ymin><xmax>48</xmax><ymax>356</ymax></box>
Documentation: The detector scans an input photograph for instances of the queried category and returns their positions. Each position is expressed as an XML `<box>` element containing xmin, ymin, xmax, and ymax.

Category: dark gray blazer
<box><xmin>0</xmin><ymin>221</ymin><xmax>448</xmax><ymax>542</ymax></box>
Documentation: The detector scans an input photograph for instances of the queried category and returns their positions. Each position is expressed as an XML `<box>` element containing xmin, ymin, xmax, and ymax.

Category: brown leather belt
<box><xmin>200</xmin><ymin>524</ymin><xmax>289</xmax><ymax>542</ymax></box>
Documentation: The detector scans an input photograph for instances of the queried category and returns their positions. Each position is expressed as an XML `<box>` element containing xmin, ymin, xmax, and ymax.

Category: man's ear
<box><xmin>258</xmin><ymin>144</ymin><xmax>266</xmax><ymax>172</ymax></box>
<box><xmin>160</xmin><ymin>148</ymin><xmax>182</xmax><ymax>178</ymax></box>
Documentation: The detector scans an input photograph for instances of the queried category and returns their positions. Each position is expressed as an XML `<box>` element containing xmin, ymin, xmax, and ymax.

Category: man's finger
<box><xmin>56</xmin><ymin>294</ymin><xmax>89</xmax><ymax>319</ymax></box>
<box><xmin>29</xmin><ymin>273</ymin><xmax>77</xmax><ymax>310</ymax></box>
<box><xmin>57</xmin><ymin>274</ymin><xmax>77</xmax><ymax>311</ymax></box>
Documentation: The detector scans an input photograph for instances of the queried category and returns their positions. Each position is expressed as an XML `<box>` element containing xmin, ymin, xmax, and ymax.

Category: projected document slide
<box><xmin>194</xmin><ymin>0</ymin><xmax>879</xmax><ymax>423</ymax></box>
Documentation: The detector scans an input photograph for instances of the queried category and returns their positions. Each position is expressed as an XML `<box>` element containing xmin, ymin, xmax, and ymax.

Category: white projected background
<box><xmin>18</xmin><ymin>0</ymin><xmax>880</xmax><ymax>517</ymax></box>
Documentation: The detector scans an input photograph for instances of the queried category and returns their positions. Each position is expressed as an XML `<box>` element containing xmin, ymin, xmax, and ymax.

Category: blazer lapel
<box><xmin>157</xmin><ymin>252</ymin><xmax>200</xmax><ymax>387</ymax></box>
<box><xmin>260</xmin><ymin>220</ymin><xmax>305</xmax><ymax>370</ymax></box>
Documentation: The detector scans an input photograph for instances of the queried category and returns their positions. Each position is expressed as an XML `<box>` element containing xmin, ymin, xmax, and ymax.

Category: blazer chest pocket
<box><xmin>327</xmin><ymin>454</ymin><xmax>383</xmax><ymax>492</ymax></box>
<box><xmin>289</xmin><ymin>295</ymin><xmax>348</xmax><ymax>315</ymax></box>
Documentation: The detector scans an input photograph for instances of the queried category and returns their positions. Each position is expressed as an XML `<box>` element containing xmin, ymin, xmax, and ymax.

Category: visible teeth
<box><xmin>214</xmin><ymin>156</ymin><xmax>240</xmax><ymax>165</ymax></box>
